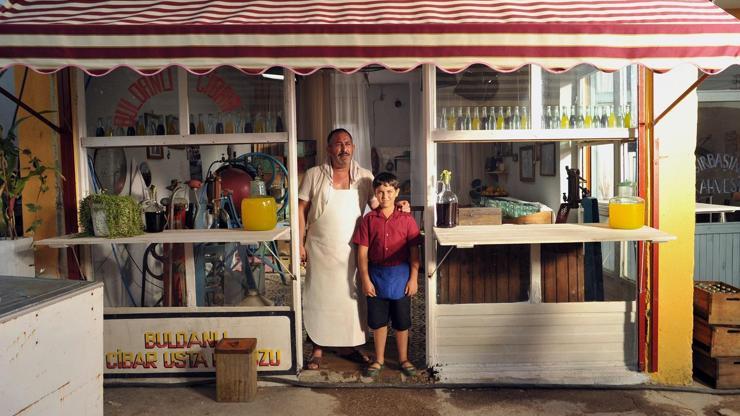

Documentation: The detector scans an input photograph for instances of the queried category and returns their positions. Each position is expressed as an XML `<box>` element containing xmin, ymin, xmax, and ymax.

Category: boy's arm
<box><xmin>405</xmin><ymin>246</ymin><xmax>420</xmax><ymax>296</ymax></box>
<box><xmin>357</xmin><ymin>245</ymin><xmax>376</xmax><ymax>297</ymax></box>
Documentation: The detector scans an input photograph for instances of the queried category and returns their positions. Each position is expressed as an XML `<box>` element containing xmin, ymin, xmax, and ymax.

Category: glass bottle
<box><xmin>607</xmin><ymin>105</ymin><xmax>616</xmax><ymax>127</ymax></box>
<box><xmin>225</xmin><ymin>113</ymin><xmax>235</xmax><ymax>134</ymax></box>
<box><xmin>447</xmin><ymin>107</ymin><xmax>457</xmax><ymax>131</ymax></box>
<box><xmin>552</xmin><ymin>106</ymin><xmax>561</xmax><ymax>129</ymax></box>
<box><xmin>438</xmin><ymin>107</ymin><xmax>448</xmax><ymax>130</ymax></box>
<box><xmin>266</xmin><ymin>111</ymin><xmax>275</xmax><ymax>132</ymax></box>
<box><xmin>504</xmin><ymin>106</ymin><xmax>513</xmax><ymax>130</ymax></box>
<box><xmin>254</xmin><ymin>112</ymin><xmax>265</xmax><ymax>133</ymax></box>
<box><xmin>496</xmin><ymin>106</ymin><xmax>505</xmax><ymax>130</ymax></box>
<box><xmin>463</xmin><ymin>107</ymin><xmax>472</xmax><ymax>130</ymax></box>
<box><xmin>136</xmin><ymin>116</ymin><xmax>146</xmax><ymax>136</ymax></box>
<box><xmin>456</xmin><ymin>107</ymin><xmax>464</xmax><ymax>131</ymax></box>
<box><xmin>512</xmin><ymin>106</ymin><xmax>521</xmax><ymax>130</ymax></box>
<box><xmin>584</xmin><ymin>107</ymin><xmax>593</xmax><ymax>128</ymax></box>
<box><xmin>520</xmin><ymin>105</ymin><xmax>529</xmax><ymax>129</ymax></box>
<box><xmin>577</xmin><ymin>106</ymin><xmax>584</xmax><ymax>128</ymax></box>
<box><xmin>436</xmin><ymin>169</ymin><xmax>458</xmax><ymax>228</ymax></box>
<box><xmin>189</xmin><ymin>113</ymin><xmax>196</xmax><ymax>134</ymax></box>
<box><xmin>480</xmin><ymin>107</ymin><xmax>488</xmax><ymax>130</ymax></box>
<box><xmin>471</xmin><ymin>107</ymin><xmax>481</xmax><ymax>130</ymax></box>
<box><xmin>126</xmin><ymin>123</ymin><xmax>136</xmax><ymax>136</ymax></box>
<box><xmin>615</xmin><ymin>106</ymin><xmax>623</xmax><ymax>128</ymax></box>
<box><xmin>216</xmin><ymin>113</ymin><xmax>225</xmax><ymax>134</ymax></box>
<box><xmin>487</xmin><ymin>106</ymin><xmax>496</xmax><ymax>130</ymax></box>
<box><xmin>623</xmin><ymin>104</ymin><xmax>632</xmax><ymax>128</ymax></box>
<box><xmin>105</xmin><ymin>117</ymin><xmax>114</xmax><ymax>136</ymax></box>
<box><xmin>593</xmin><ymin>106</ymin><xmax>602</xmax><ymax>128</ymax></box>
<box><xmin>600</xmin><ymin>105</ymin><xmax>609</xmax><ymax>128</ymax></box>
<box><xmin>543</xmin><ymin>105</ymin><xmax>552</xmax><ymax>129</ymax></box>
<box><xmin>196</xmin><ymin>114</ymin><xmax>205</xmax><ymax>134</ymax></box>
<box><xmin>569</xmin><ymin>105</ymin><xmax>576</xmax><ymax>129</ymax></box>
<box><xmin>560</xmin><ymin>106</ymin><xmax>569</xmax><ymax>129</ymax></box>
<box><xmin>608</xmin><ymin>182</ymin><xmax>645</xmax><ymax>229</ymax></box>
<box><xmin>244</xmin><ymin>112</ymin><xmax>253</xmax><ymax>133</ymax></box>
<box><xmin>95</xmin><ymin>118</ymin><xmax>105</xmax><ymax>137</ymax></box>
<box><xmin>156</xmin><ymin>117</ymin><xmax>165</xmax><ymax>135</ymax></box>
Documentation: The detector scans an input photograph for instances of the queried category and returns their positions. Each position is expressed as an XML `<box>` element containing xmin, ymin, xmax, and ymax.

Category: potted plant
<box><xmin>79</xmin><ymin>193</ymin><xmax>144</xmax><ymax>238</ymax></box>
<box><xmin>0</xmin><ymin>115</ymin><xmax>62</xmax><ymax>276</ymax></box>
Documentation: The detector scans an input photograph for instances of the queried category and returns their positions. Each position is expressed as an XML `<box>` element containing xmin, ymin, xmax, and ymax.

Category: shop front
<box><xmin>1</xmin><ymin>0</ymin><xmax>740</xmax><ymax>387</ymax></box>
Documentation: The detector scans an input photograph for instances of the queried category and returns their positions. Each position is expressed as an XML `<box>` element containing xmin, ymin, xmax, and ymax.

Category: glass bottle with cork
<box><xmin>436</xmin><ymin>169</ymin><xmax>459</xmax><ymax>228</ymax></box>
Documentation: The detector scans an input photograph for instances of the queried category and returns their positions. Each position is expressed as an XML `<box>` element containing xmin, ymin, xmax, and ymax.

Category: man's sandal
<box><xmin>306</xmin><ymin>355</ymin><xmax>322</xmax><ymax>370</ymax></box>
<box><xmin>365</xmin><ymin>361</ymin><xmax>384</xmax><ymax>377</ymax></box>
<box><xmin>400</xmin><ymin>361</ymin><xmax>417</xmax><ymax>377</ymax></box>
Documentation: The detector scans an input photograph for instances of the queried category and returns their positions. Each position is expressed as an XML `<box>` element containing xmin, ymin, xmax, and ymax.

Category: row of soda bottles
<box><xmin>94</xmin><ymin>111</ymin><xmax>284</xmax><ymax>137</ymax></box>
<box><xmin>438</xmin><ymin>104</ymin><xmax>633</xmax><ymax>131</ymax></box>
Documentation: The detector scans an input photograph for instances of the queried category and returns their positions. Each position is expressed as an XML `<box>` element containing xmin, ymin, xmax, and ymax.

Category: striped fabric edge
<box><xmin>1</xmin><ymin>56</ymin><xmax>737</xmax><ymax>77</ymax></box>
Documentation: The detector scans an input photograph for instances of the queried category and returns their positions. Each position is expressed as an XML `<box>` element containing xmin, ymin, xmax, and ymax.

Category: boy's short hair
<box><xmin>373</xmin><ymin>172</ymin><xmax>399</xmax><ymax>190</ymax></box>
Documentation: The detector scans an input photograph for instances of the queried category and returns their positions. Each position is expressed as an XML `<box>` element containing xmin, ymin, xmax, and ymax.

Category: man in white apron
<box><xmin>297</xmin><ymin>128</ymin><xmax>376</xmax><ymax>369</ymax></box>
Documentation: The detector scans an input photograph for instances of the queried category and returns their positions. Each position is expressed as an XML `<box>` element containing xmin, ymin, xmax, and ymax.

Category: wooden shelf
<box><xmin>434</xmin><ymin>223</ymin><xmax>674</xmax><ymax>248</ymax></box>
<box><xmin>35</xmin><ymin>226</ymin><xmax>290</xmax><ymax>248</ymax></box>
<box><xmin>432</xmin><ymin>128</ymin><xmax>635</xmax><ymax>143</ymax></box>
<box><xmin>81</xmin><ymin>132</ymin><xmax>288</xmax><ymax>148</ymax></box>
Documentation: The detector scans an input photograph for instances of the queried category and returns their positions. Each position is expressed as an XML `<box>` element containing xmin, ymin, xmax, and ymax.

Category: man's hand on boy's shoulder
<box><xmin>362</xmin><ymin>278</ymin><xmax>377</xmax><ymax>297</ymax></box>
<box><xmin>395</xmin><ymin>200</ymin><xmax>411</xmax><ymax>213</ymax></box>
<box><xmin>405</xmin><ymin>279</ymin><xmax>418</xmax><ymax>297</ymax></box>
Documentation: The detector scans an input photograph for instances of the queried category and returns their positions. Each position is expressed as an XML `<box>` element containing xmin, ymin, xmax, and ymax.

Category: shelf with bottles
<box><xmin>82</xmin><ymin>66</ymin><xmax>287</xmax><ymax>148</ymax></box>
<box><xmin>432</xmin><ymin>127</ymin><xmax>635</xmax><ymax>143</ymax></box>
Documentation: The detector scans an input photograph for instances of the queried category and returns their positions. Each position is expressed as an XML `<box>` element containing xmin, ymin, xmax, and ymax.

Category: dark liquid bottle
<box><xmin>126</xmin><ymin>126</ymin><xmax>136</xmax><ymax>136</ymax></box>
<box><xmin>436</xmin><ymin>202</ymin><xmax>459</xmax><ymax>228</ymax></box>
<box><xmin>436</xmin><ymin>170</ymin><xmax>459</xmax><ymax>228</ymax></box>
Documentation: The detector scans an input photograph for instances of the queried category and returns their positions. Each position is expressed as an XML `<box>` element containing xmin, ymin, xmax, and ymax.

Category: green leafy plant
<box><xmin>79</xmin><ymin>193</ymin><xmax>144</xmax><ymax>238</ymax></box>
<box><xmin>0</xmin><ymin>114</ymin><xmax>62</xmax><ymax>239</ymax></box>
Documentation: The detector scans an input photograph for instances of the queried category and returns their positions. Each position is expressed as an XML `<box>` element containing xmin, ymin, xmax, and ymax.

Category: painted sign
<box><xmin>104</xmin><ymin>309</ymin><xmax>294</xmax><ymax>377</ymax></box>
<box><xmin>696</xmin><ymin>151</ymin><xmax>740</xmax><ymax>195</ymax></box>
<box><xmin>112</xmin><ymin>68</ymin><xmax>175</xmax><ymax>129</ymax></box>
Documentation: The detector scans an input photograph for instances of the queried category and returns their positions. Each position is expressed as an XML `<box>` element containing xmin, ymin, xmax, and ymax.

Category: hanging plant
<box><xmin>79</xmin><ymin>193</ymin><xmax>144</xmax><ymax>238</ymax></box>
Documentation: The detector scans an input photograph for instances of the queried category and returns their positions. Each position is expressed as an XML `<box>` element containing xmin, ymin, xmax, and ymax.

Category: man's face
<box><xmin>328</xmin><ymin>131</ymin><xmax>354</xmax><ymax>168</ymax></box>
<box><xmin>374</xmin><ymin>183</ymin><xmax>399</xmax><ymax>209</ymax></box>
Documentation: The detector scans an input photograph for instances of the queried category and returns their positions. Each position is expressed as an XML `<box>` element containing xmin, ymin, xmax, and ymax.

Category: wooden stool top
<box><xmin>216</xmin><ymin>338</ymin><xmax>257</xmax><ymax>354</ymax></box>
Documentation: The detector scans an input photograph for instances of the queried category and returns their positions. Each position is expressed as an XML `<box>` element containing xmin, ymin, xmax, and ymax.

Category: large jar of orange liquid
<box><xmin>242</xmin><ymin>197</ymin><xmax>277</xmax><ymax>231</ymax></box>
<box><xmin>608</xmin><ymin>182</ymin><xmax>644</xmax><ymax>229</ymax></box>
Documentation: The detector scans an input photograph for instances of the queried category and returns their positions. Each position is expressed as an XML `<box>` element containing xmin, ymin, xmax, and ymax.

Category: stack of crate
<box><xmin>693</xmin><ymin>281</ymin><xmax>740</xmax><ymax>389</ymax></box>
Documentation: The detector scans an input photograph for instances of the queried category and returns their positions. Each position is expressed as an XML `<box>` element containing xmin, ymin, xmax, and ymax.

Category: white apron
<box><xmin>304</xmin><ymin>189</ymin><xmax>366</xmax><ymax>347</ymax></box>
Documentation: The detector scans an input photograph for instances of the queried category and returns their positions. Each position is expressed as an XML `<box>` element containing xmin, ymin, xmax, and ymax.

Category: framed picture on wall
<box><xmin>146</xmin><ymin>146</ymin><xmax>164</xmax><ymax>160</ymax></box>
<box><xmin>519</xmin><ymin>145</ymin><xmax>535</xmax><ymax>182</ymax></box>
<box><xmin>540</xmin><ymin>142</ymin><xmax>557</xmax><ymax>176</ymax></box>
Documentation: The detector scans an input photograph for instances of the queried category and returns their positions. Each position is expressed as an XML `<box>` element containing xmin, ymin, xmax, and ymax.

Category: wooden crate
<box><xmin>694</xmin><ymin>316</ymin><xmax>740</xmax><ymax>357</ymax></box>
<box><xmin>216</xmin><ymin>338</ymin><xmax>257</xmax><ymax>402</ymax></box>
<box><xmin>458</xmin><ymin>207</ymin><xmax>502</xmax><ymax>225</ymax></box>
<box><xmin>694</xmin><ymin>281</ymin><xmax>740</xmax><ymax>325</ymax></box>
<box><xmin>693</xmin><ymin>345</ymin><xmax>740</xmax><ymax>389</ymax></box>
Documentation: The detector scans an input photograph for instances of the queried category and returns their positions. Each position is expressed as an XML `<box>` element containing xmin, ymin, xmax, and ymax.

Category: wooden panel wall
<box><xmin>541</xmin><ymin>243</ymin><xmax>585</xmax><ymax>303</ymax></box>
<box><xmin>435</xmin><ymin>302</ymin><xmax>637</xmax><ymax>367</ymax></box>
<box><xmin>694</xmin><ymin>222</ymin><xmax>740</xmax><ymax>288</ymax></box>
<box><xmin>438</xmin><ymin>244</ymin><xmax>529</xmax><ymax>304</ymax></box>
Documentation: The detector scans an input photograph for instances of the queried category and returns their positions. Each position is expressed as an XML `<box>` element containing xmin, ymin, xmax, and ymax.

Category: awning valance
<box><xmin>1</xmin><ymin>0</ymin><xmax>739</xmax><ymax>76</ymax></box>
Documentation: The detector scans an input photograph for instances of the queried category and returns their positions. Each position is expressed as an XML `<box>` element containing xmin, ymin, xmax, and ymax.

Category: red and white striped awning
<box><xmin>1</xmin><ymin>0</ymin><xmax>739</xmax><ymax>76</ymax></box>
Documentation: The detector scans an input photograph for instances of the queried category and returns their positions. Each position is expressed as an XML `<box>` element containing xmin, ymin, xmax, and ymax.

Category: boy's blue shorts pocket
<box><xmin>369</xmin><ymin>263</ymin><xmax>409</xmax><ymax>300</ymax></box>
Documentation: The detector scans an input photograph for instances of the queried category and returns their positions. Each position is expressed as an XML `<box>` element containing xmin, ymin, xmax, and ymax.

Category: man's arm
<box><xmin>298</xmin><ymin>199</ymin><xmax>310</xmax><ymax>262</ymax></box>
<box><xmin>357</xmin><ymin>245</ymin><xmax>376</xmax><ymax>297</ymax></box>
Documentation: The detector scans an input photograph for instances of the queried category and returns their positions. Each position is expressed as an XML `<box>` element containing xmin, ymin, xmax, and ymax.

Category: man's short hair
<box><xmin>327</xmin><ymin>128</ymin><xmax>352</xmax><ymax>145</ymax></box>
<box><xmin>373</xmin><ymin>172</ymin><xmax>399</xmax><ymax>190</ymax></box>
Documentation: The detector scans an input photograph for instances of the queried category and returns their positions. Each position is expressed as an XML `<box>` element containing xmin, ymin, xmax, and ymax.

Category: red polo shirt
<box><xmin>352</xmin><ymin>209</ymin><xmax>421</xmax><ymax>266</ymax></box>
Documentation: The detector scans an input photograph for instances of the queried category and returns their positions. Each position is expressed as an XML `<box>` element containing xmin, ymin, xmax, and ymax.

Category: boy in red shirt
<box><xmin>352</xmin><ymin>172</ymin><xmax>421</xmax><ymax>377</ymax></box>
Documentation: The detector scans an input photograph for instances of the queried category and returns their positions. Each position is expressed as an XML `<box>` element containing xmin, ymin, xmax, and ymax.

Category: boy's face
<box><xmin>374</xmin><ymin>183</ymin><xmax>399</xmax><ymax>209</ymax></box>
